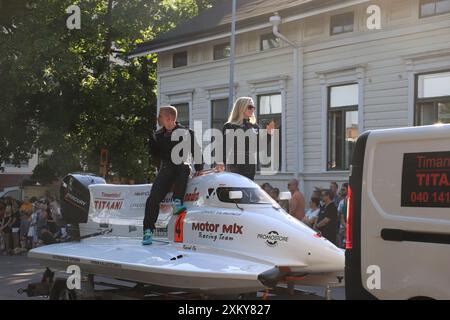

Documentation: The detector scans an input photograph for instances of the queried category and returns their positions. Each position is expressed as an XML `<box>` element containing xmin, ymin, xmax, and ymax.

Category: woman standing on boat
<box><xmin>222</xmin><ymin>97</ymin><xmax>259</xmax><ymax>181</ymax></box>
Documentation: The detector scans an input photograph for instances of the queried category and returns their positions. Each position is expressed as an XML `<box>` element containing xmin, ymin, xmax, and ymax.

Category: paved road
<box><xmin>0</xmin><ymin>254</ymin><xmax>46</xmax><ymax>300</ymax></box>
<box><xmin>0</xmin><ymin>254</ymin><xmax>345</xmax><ymax>300</ymax></box>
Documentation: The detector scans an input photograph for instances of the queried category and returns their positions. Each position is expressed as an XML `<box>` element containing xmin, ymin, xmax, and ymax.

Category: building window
<box><xmin>173</xmin><ymin>51</ymin><xmax>187</xmax><ymax>68</ymax></box>
<box><xmin>211</xmin><ymin>98</ymin><xmax>229</xmax><ymax>130</ymax></box>
<box><xmin>327</xmin><ymin>84</ymin><xmax>359</xmax><ymax>171</ymax></box>
<box><xmin>172</xmin><ymin>103</ymin><xmax>190</xmax><ymax>127</ymax></box>
<box><xmin>330</xmin><ymin>12</ymin><xmax>354</xmax><ymax>35</ymax></box>
<box><xmin>257</xmin><ymin>93</ymin><xmax>282</xmax><ymax>171</ymax></box>
<box><xmin>260</xmin><ymin>33</ymin><xmax>280</xmax><ymax>51</ymax></box>
<box><xmin>415</xmin><ymin>71</ymin><xmax>450</xmax><ymax>125</ymax></box>
<box><xmin>213</xmin><ymin>43</ymin><xmax>230</xmax><ymax>60</ymax></box>
<box><xmin>210</xmin><ymin>98</ymin><xmax>229</xmax><ymax>163</ymax></box>
<box><xmin>420</xmin><ymin>0</ymin><xmax>450</xmax><ymax>18</ymax></box>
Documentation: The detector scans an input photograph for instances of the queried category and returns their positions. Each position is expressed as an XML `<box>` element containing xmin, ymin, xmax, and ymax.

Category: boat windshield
<box><xmin>216</xmin><ymin>187</ymin><xmax>278</xmax><ymax>205</ymax></box>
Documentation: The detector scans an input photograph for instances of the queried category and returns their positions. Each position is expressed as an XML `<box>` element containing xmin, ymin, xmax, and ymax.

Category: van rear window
<box><xmin>401</xmin><ymin>152</ymin><xmax>450</xmax><ymax>207</ymax></box>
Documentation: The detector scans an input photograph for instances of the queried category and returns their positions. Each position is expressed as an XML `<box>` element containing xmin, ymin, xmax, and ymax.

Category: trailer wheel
<box><xmin>50</xmin><ymin>280</ymin><xmax>77</xmax><ymax>300</ymax></box>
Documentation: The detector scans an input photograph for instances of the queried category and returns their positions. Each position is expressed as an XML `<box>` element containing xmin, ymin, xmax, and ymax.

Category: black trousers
<box><xmin>143</xmin><ymin>164</ymin><xmax>190</xmax><ymax>231</ymax></box>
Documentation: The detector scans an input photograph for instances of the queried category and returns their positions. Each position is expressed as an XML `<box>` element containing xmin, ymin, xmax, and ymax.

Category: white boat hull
<box><xmin>28</xmin><ymin>236</ymin><xmax>274</xmax><ymax>294</ymax></box>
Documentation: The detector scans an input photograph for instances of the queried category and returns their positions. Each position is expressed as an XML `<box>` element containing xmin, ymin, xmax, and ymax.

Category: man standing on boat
<box><xmin>143</xmin><ymin>106</ymin><xmax>204</xmax><ymax>245</ymax></box>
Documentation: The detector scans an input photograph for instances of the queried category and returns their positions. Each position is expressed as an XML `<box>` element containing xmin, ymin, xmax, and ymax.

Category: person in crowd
<box><xmin>337</xmin><ymin>183</ymin><xmax>349</xmax><ymax>248</ymax></box>
<box><xmin>19</xmin><ymin>199</ymin><xmax>32</xmax><ymax>212</ymax></box>
<box><xmin>45</xmin><ymin>199</ymin><xmax>58</xmax><ymax>235</ymax></box>
<box><xmin>35</xmin><ymin>199</ymin><xmax>57</xmax><ymax>245</ymax></box>
<box><xmin>28</xmin><ymin>201</ymin><xmax>40</xmax><ymax>248</ymax></box>
<box><xmin>287</xmin><ymin>179</ymin><xmax>305</xmax><ymax>221</ymax></box>
<box><xmin>222</xmin><ymin>97</ymin><xmax>260</xmax><ymax>181</ymax></box>
<box><xmin>271</xmin><ymin>187</ymin><xmax>289</xmax><ymax>212</ymax></box>
<box><xmin>269</xmin><ymin>187</ymin><xmax>280</xmax><ymax>202</ymax></box>
<box><xmin>330</xmin><ymin>182</ymin><xmax>341</xmax><ymax>207</ymax></box>
<box><xmin>0</xmin><ymin>202</ymin><xmax>14</xmax><ymax>255</ymax></box>
<box><xmin>261</xmin><ymin>183</ymin><xmax>273</xmax><ymax>194</ymax></box>
<box><xmin>10</xmin><ymin>199</ymin><xmax>22</xmax><ymax>255</ymax></box>
<box><xmin>48</xmin><ymin>196</ymin><xmax>65</xmax><ymax>240</ymax></box>
<box><xmin>302</xmin><ymin>197</ymin><xmax>321</xmax><ymax>228</ymax></box>
<box><xmin>0</xmin><ymin>201</ymin><xmax>6</xmax><ymax>254</ymax></box>
<box><xmin>311</xmin><ymin>187</ymin><xmax>324</xmax><ymax>210</ymax></box>
<box><xmin>19</xmin><ymin>203</ymin><xmax>32</xmax><ymax>251</ymax></box>
<box><xmin>314</xmin><ymin>189</ymin><xmax>338</xmax><ymax>245</ymax></box>
<box><xmin>312</xmin><ymin>187</ymin><xmax>322</xmax><ymax>199</ymax></box>
<box><xmin>36</xmin><ymin>199</ymin><xmax>48</xmax><ymax>238</ymax></box>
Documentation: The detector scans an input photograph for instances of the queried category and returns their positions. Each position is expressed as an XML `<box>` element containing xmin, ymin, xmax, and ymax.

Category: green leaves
<box><xmin>1</xmin><ymin>0</ymin><xmax>216</xmax><ymax>182</ymax></box>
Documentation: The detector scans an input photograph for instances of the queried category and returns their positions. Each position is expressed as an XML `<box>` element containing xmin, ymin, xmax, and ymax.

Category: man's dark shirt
<box><xmin>317</xmin><ymin>202</ymin><xmax>338</xmax><ymax>245</ymax></box>
<box><xmin>149</xmin><ymin>122</ymin><xmax>204</xmax><ymax>171</ymax></box>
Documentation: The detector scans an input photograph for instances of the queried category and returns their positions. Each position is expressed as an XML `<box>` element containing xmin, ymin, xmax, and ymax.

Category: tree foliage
<box><xmin>0</xmin><ymin>0</ymin><xmax>217</xmax><ymax>183</ymax></box>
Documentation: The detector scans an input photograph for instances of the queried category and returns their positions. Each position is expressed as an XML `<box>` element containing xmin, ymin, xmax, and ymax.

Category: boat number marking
<box><xmin>174</xmin><ymin>211</ymin><xmax>186</xmax><ymax>243</ymax></box>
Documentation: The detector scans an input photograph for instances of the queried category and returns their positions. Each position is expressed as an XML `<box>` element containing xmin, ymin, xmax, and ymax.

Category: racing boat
<box><xmin>28</xmin><ymin>171</ymin><xmax>344</xmax><ymax>295</ymax></box>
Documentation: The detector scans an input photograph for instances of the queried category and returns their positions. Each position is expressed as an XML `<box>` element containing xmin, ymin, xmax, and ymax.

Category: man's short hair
<box><xmin>330</xmin><ymin>181</ymin><xmax>338</xmax><ymax>188</ymax></box>
<box><xmin>289</xmin><ymin>179</ymin><xmax>299</xmax><ymax>188</ymax></box>
<box><xmin>159</xmin><ymin>106</ymin><xmax>178</xmax><ymax>120</ymax></box>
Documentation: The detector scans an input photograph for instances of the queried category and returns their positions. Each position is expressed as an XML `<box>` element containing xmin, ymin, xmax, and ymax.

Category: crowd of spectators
<box><xmin>261</xmin><ymin>180</ymin><xmax>349</xmax><ymax>249</ymax></box>
<box><xmin>0</xmin><ymin>196</ymin><xmax>68</xmax><ymax>255</ymax></box>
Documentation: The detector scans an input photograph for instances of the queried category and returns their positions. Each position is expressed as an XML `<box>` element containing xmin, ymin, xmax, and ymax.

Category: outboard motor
<box><xmin>60</xmin><ymin>173</ymin><xmax>106</xmax><ymax>224</ymax></box>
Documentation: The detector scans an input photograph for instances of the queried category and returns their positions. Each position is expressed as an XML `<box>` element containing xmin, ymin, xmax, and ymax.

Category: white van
<box><xmin>345</xmin><ymin>124</ymin><xmax>450</xmax><ymax>300</ymax></box>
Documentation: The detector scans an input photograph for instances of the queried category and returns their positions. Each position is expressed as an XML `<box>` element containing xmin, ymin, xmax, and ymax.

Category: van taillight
<box><xmin>346</xmin><ymin>185</ymin><xmax>353</xmax><ymax>249</ymax></box>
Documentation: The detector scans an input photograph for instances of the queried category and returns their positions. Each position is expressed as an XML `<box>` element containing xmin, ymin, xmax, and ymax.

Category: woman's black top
<box><xmin>222</xmin><ymin>119</ymin><xmax>259</xmax><ymax>180</ymax></box>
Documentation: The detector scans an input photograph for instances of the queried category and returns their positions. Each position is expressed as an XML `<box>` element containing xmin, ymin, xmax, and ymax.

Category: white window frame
<box><xmin>404</xmin><ymin>49</ymin><xmax>450</xmax><ymax>126</ymax></box>
<box><xmin>317</xmin><ymin>65</ymin><xmax>365</xmax><ymax>173</ymax></box>
<box><xmin>248</xmin><ymin>75</ymin><xmax>289</xmax><ymax>173</ymax></box>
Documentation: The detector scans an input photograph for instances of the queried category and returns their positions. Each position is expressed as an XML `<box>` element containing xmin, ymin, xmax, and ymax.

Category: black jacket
<box><xmin>149</xmin><ymin>123</ymin><xmax>204</xmax><ymax>172</ymax></box>
<box><xmin>222</xmin><ymin>119</ymin><xmax>260</xmax><ymax>169</ymax></box>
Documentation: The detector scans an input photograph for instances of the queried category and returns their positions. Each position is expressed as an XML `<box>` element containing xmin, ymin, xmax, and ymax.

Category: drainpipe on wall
<box><xmin>270</xmin><ymin>13</ymin><xmax>304</xmax><ymax>192</ymax></box>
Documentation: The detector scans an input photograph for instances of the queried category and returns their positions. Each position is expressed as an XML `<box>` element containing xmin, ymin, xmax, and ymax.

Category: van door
<box><xmin>346</xmin><ymin>125</ymin><xmax>450</xmax><ymax>300</ymax></box>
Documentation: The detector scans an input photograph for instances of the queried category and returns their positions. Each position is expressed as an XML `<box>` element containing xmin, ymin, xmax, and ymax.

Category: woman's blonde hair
<box><xmin>226</xmin><ymin>97</ymin><xmax>256</xmax><ymax>125</ymax></box>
